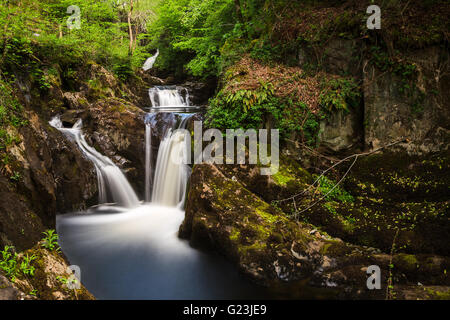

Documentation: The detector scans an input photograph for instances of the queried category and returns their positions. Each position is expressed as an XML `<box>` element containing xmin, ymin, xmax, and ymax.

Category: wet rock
<box><xmin>55</xmin><ymin>65</ymin><xmax>148</xmax><ymax>198</ymax></box>
<box><xmin>298</xmin><ymin>39</ymin><xmax>361</xmax><ymax>78</ymax></box>
<box><xmin>181</xmin><ymin>80</ymin><xmax>217</xmax><ymax>106</ymax></box>
<box><xmin>62</xmin><ymin>92</ymin><xmax>89</xmax><ymax>110</ymax></box>
<box><xmin>215</xmin><ymin>154</ymin><xmax>312</xmax><ymax>203</ymax></box>
<box><xmin>82</xmin><ymin>98</ymin><xmax>146</xmax><ymax>197</ymax></box>
<box><xmin>319</xmin><ymin>109</ymin><xmax>362</xmax><ymax>152</ymax></box>
<box><xmin>0</xmin><ymin>274</ymin><xmax>21</xmax><ymax>300</ymax></box>
<box><xmin>60</xmin><ymin>109</ymin><xmax>87</xmax><ymax>126</ymax></box>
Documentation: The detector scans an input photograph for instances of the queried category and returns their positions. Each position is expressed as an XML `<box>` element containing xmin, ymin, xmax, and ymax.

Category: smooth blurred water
<box><xmin>57</xmin><ymin>205</ymin><xmax>269</xmax><ymax>300</ymax></box>
<box><xmin>50</xmin><ymin>116</ymin><xmax>140</xmax><ymax>208</ymax></box>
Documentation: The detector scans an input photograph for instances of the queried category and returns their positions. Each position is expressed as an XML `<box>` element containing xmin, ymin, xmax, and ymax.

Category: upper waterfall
<box><xmin>50</xmin><ymin>116</ymin><xmax>140</xmax><ymax>208</ymax></box>
<box><xmin>142</xmin><ymin>49</ymin><xmax>159</xmax><ymax>71</ymax></box>
<box><xmin>149</xmin><ymin>86</ymin><xmax>190</xmax><ymax>108</ymax></box>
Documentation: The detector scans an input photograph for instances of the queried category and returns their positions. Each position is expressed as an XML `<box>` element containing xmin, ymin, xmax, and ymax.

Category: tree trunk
<box><xmin>128</xmin><ymin>0</ymin><xmax>134</xmax><ymax>56</ymax></box>
<box><xmin>234</xmin><ymin>0</ymin><xmax>244</xmax><ymax>23</ymax></box>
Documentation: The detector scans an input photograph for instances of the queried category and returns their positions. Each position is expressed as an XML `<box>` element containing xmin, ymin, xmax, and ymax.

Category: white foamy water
<box><xmin>142</xmin><ymin>49</ymin><xmax>159</xmax><ymax>71</ymax></box>
<box><xmin>149</xmin><ymin>86</ymin><xmax>190</xmax><ymax>108</ymax></box>
<box><xmin>57</xmin><ymin>204</ymin><xmax>266</xmax><ymax>299</ymax></box>
<box><xmin>145</xmin><ymin>86</ymin><xmax>192</xmax><ymax>206</ymax></box>
<box><xmin>50</xmin><ymin>116</ymin><xmax>139</xmax><ymax>208</ymax></box>
<box><xmin>151</xmin><ymin>128</ymin><xmax>190</xmax><ymax>207</ymax></box>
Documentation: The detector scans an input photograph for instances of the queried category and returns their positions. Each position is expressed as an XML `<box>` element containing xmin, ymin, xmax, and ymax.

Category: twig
<box><xmin>386</xmin><ymin>228</ymin><xmax>400</xmax><ymax>300</ymax></box>
<box><xmin>292</xmin><ymin>155</ymin><xmax>358</xmax><ymax>216</ymax></box>
<box><xmin>274</xmin><ymin>139</ymin><xmax>407</xmax><ymax>218</ymax></box>
<box><xmin>275</xmin><ymin>139</ymin><xmax>406</xmax><ymax>204</ymax></box>
<box><xmin>400</xmin><ymin>0</ymin><xmax>411</xmax><ymax>16</ymax></box>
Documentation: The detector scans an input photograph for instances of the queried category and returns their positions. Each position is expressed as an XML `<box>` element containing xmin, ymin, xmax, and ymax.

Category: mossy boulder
<box><xmin>287</xmin><ymin>151</ymin><xmax>450</xmax><ymax>257</ymax></box>
<box><xmin>2</xmin><ymin>244</ymin><xmax>94</xmax><ymax>300</ymax></box>
<box><xmin>216</xmin><ymin>154</ymin><xmax>312</xmax><ymax>203</ymax></box>
<box><xmin>180</xmin><ymin>163</ymin><xmax>449</xmax><ymax>298</ymax></box>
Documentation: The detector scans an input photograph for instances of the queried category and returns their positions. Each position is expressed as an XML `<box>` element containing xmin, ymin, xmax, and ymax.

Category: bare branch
<box><xmin>273</xmin><ymin>139</ymin><xmax>407</xmax><ymax>217</ymax></box>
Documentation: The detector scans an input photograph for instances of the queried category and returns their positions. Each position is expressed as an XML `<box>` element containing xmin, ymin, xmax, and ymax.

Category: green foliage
<box><xmin>10</xmin><ymin>171</ymin><xmax>21</xmax><ymax>182</ymax></box>
<box><xmin>20</xmin><ymin>254</ymin><xmax>37</xmax><ymax>277</ymax></box>
<box><xmin>0</xmin><ymin>246</ymin><xmax>18</xmax><ymax>281</ymax></box>
<box><xmin>0</xmin><ymin>76</ymin><xmax>25</xmax><ymax>151</ymax></box>
<box><xmin>56</xmin><ymin>275</ymin><xmax>79</xmax><ymax>287</ymax></box>
<box><xmin>206</xmin><ymin>83</ymin><xmax>322</xmax><ymax>145</ymax></box>
<box><xmin>370</xmin><ymin>46</ymin><xmax>418</xmax><ymax>79</ymax></box>
<box><xmin>319</xmin><ymin>77</ymin><xmax>360</xmax><ymax>113</ymax></box>
<box><xmin>41</xmin><ymin>229</ymin><xmax>60</xmax><ymax>252</ymax></box>
<box><xmin>0</xmin><ymin>246</ymin><xmax>36</xmax><ymax>281</ymax></box>
<box><xmin>315</xmin><ymin>175</ymin><xmax>354</xmax><ymax>203</ymax></box>
<box><xmin>147</xmin><ymin>0</ymin><xmax>287</xmax><ymax>77</ymax></box>
<box><xmin>227</xmin><ymin>82</ymin><xmax>274</xmax><ymax>113</ymax></box>
<box><xmin>148</xmin><ymin>0</ymin><xmax>238</xmax><ymax>77</ymax></box>
<box><xmin>0</xmin><ymin>0</ymin><xmax>150</xmax><ymax>84</ymax></box>
<box><xmin>56</xmin><ymin>275</ymin><xmax>69</xmax><ymax>285</ymax></box>
<box><xmin>250</xmin><ymin>40</ymin><xmax>284</xmax><ymax>64</ymax></box>
<box><xmin>206</xmin><ymin>87</ymin><xmax>276</xmax><ymax>130</ymax></box>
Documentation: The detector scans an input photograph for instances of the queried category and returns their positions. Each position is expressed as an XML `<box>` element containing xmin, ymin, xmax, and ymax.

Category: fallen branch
<box><xmin>273</xmin><ymin>138</ymin><xmax>407</xmax><ymax>216</ymax></box>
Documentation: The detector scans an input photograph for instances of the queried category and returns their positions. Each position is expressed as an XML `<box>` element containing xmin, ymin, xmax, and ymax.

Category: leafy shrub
<box><xmin>319</xmin><ymin>77</ymin><xmax>360</xmax><ymax>113</ymax></box>
<box><xmin>41</xmin><ymin>229</ymin><xmax>60</xmax><ymax>252</ymax></box>
<box><xmin>20</xmin><ymin>254</ymin><xmax>36</xmax><ymax>277</ymax></box>
<box><xmin>0</xmin><ymin>77</ymin><xmax>26</xmax><ymax>150</ymax></box>
<box><xmin>148</xmin><ymin>0</ymin><xmax>237</xmax><ymax>78</ymax></box>
<box><xmin>0</xmin><ymin>246</ymin><xmax>18</xmax><ymax>281</ymax></box>
<box><xmin>206</xmin><ymin>82</ymin><xmax>322</xmax><ymax>145</ymax></box>
<box><xmin>206</xmin><ymin>82</ymin><xmax>278</xmax><ymax>130</ymax></box>
<box><xmin>0</xmin><ymin>246</ymin><xmax>36</xmax><ymax>281</ymax></box>
<box><xmin>0</xmin><ymin>0</ymin><xmax>148</xmax><ymax>85</ymax></box>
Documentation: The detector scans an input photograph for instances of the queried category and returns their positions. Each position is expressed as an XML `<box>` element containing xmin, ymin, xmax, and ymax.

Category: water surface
<box><xmin>57</xmin><ymin>204</ymin><xmax>270</xmax><ymax>299</ymax></box>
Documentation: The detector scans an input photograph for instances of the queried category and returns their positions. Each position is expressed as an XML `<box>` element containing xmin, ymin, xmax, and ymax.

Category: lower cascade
<box><xmin>54</xmin><ymin>87</ymin><xmax>268</xmax><ymax>299</ymax></box>
<box><xmin>50</xmin><ymin>116</ymin><xmax>140</xmax><ymax>208</ymax></box>
<box><xmin>146</xmin><ymin>113</ymin><xmax>192</xmax><ymax>207</ymax></box>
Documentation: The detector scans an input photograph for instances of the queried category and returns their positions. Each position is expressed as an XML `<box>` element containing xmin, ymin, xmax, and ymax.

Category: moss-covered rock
<box><xmin>216</xmin><ymin>154</ymin><xmax>312</xmax><ymax>203</ymax></box>
<box><xmin>2</xmin><ymin>244</ymin><xmax>94</xmax><ymax>300</ymax></box>
<box><xmin>284</xmin><ymin>151</ymin><xmax>450</xmax><ymax>257</ymax></box>
<box><xmin>180</xmin><ymin>163</ymin><xmax>449</xmax><ymax>298</ymax></box>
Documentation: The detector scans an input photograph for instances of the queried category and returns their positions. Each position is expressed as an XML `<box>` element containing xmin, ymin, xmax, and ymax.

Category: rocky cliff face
<box><xmin>363</xmin><ymin>46</ymin><xmax>449</xmax><ymax>154</ymax></box>
<box><xmin>306</xmin><ymin>42</ymin><xmax>450</xmax><ymax>155</ymax></box>
<box><xmin>1</xmin><ymin>62</ymin><xmax>150</xmax><ymax>250</ymax></box>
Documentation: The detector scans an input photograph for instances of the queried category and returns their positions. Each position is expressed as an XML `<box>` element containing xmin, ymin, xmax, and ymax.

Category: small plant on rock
<box><xmin>20</xmin><ymin>254</ymin><xmax>36</xmax><ymax>277</ymax></box>
<box><xmin>0</xmin><ymin>246</ymin><xmax>18</xmax><ymax>281</ymax></box>
<box><xmin>41</xmin><ymin>229</ymin><xmax>60</xmax><ymax>252</ymax></box>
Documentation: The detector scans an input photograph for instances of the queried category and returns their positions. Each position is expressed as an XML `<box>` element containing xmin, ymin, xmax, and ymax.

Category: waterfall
<box><xmin>151</xmin><ymin>117</ymin><xmax>191</xmax><ymax>207</ymax></box>
<box><xmin>149</xmin><ymin>86</ymin><xmax>190</xmax><ymax>108</ymax></box>
<box><xmin>54</xmin><ymin>87</ymin><xmax>268</xmax><ymax>300</ymax></box>
<box><xmin>145</xmin><ymin>123</ymin><xmax>152</xmax><ymax>202</ymax></box>
<box><xmin>50</xmin><ymin>116</ymin><xmax>140</xmax><ymax>208</ymax></box>
<box><xmin>145</xmin><ymin>86</ymin><xmax>194</xmax><ymax>207</ymax></box>
<box><xmin>142</xmin><ymin>49</ymin><xmax>159</xmax><ymax>71</ymax></box>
